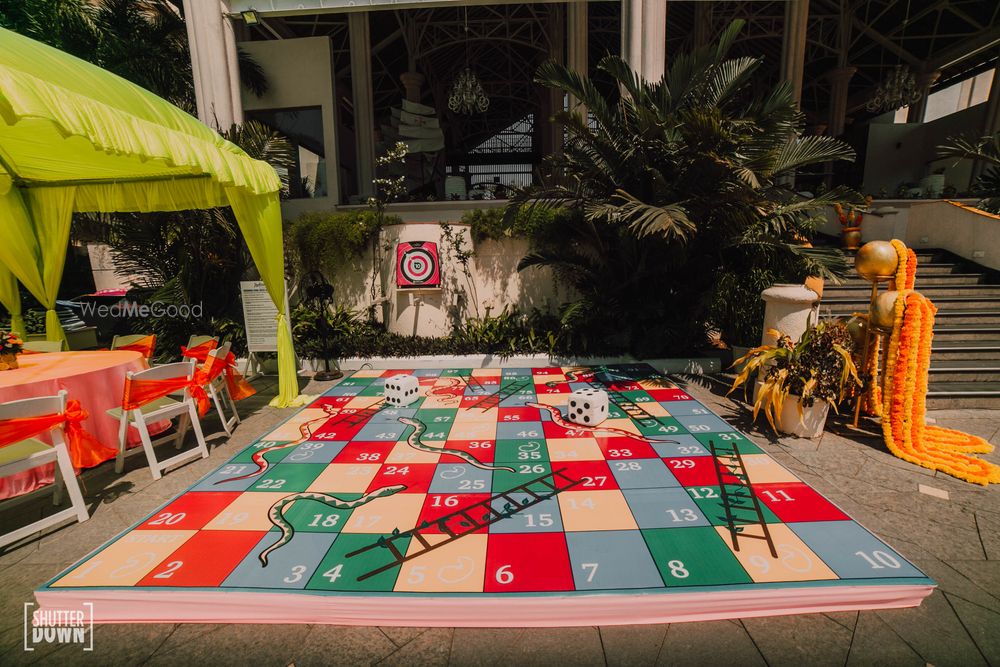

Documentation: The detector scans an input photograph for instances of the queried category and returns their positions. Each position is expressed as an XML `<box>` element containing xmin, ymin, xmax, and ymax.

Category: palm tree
<box><xmin>509</xmin><ymin>19</ymin><xmax>863</xmax><ymax>354</ymax></box>
<box><xmin>938</xmin><ymin>133</ymin><xmax>1000</xmax><ymax>214</ymax></box>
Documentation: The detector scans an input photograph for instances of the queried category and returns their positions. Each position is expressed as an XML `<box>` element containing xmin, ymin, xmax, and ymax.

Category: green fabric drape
<box><xmin>226</xmin><ymin>188</ymin><xmax>304</xmax><ymax>408</ymax></box>
<box><xmin>0</xmin><ymin>264</ymin><xmax>25</xmax><ymax>336</ymax></box>
<box><xmin>0</xmin><ymin>27</ymin><xmax>303</xmax><ymax>406</ymax></box>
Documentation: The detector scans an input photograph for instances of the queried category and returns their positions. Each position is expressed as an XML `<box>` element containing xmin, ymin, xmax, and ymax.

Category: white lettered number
<box><xmin>284</xmin><ymin>565</ymin><xmax>308</xmax><ymax>584</ymax></box>
<box><xmin>855</xmin><ymin>550</ymin><xmax>902</xmax><ymax>569</ymax></box>
<box><xmin>149</xmin><ymin>512</ymin><xmax>186</xmax><ymax>526</ymax></box>
<box><xmin>581</xmin><ymin>562</ymin><xmax>599</xmax><ymax>582</ymax></box>
<box><xmin>152</xmin><ymin>560</ymin><xmax>183</xmax><ymax>579</ymax></box>
<box><xmin>495</xmin><ymin>565</ymin><xmax>514</xmax><ymax>584</ymax></box>
<box><xmin>667</xmin><ymin>560</ymin><xmax>689</xmax><ymax>578</ymax></box>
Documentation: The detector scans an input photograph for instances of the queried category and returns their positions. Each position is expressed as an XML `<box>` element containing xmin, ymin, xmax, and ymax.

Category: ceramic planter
<box><xmin>776</xmin><ymin>395</ymin><xmax>829</xmax><ymax>438</ymax></box>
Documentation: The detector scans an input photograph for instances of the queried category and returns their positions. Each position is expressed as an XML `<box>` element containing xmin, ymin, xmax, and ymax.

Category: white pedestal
<box><xmin>760</xmin><ymin>283</ymin><xmax>820</xmax><ymax>346</ymax></box>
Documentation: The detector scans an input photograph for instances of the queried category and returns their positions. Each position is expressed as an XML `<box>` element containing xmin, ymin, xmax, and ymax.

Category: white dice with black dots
<box><xmin>384</xmin><ymin>374</ymin><xmax>420</xmax><ymax>406</ymax></box>
<box><xmin>567</xmin><ymin>388</ymin><xmax>609</xmax><ymax>426</ymax></box>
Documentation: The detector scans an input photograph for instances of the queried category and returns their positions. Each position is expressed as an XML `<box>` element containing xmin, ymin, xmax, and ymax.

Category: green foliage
<box><xmin>292</xmin><ymin>304</ymin><xmax>564</xmax><ymax>359</ymax></box>
<box><xmin>462</xmin><ymin>207</ymin><xmax>566</xmax><ymax>243</ymax></box>
<box><xmin>288</xmin><ymin>210</ymin><xmax>398</xmax><ymax>276</ymax></box>
<box><xmin>938</xmin><ymin>133</ymin><xmax>1000</xmax><ymax>214</ymax></box>
<box><xmin>510</xmin><ymin>20</ymin><xmax>859</xmax><ymax>355</ymax></box>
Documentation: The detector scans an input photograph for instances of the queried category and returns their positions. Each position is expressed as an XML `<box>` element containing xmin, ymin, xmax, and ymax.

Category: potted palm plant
<box><xmin>728</xmin><ymin>321</ymin><xmax>860</xmax><ymax>438</ymax></box>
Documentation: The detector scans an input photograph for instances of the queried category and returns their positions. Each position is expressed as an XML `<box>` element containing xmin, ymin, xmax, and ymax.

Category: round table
<box><xmin>0</xmin><ymin>350</ymin><xmax>155</xmax><ymax>499</ymax></box>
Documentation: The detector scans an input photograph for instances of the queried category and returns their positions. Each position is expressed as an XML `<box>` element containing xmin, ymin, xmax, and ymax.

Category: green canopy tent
<box><xmin>0</xmin><ymin>27</ymin><xmax>303</xmax><ymax>407</ymax></box>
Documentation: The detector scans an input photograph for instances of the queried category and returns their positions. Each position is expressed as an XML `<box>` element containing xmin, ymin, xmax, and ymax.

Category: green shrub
<box><xmin>288</xmin><ymin>210</ymin><xmax>402</xmax><ymax>275</ymax></box>
<box><xmin>462</xmin><ymin>207</ymin><xmax>566</xmax><ymax>243</ymax></box>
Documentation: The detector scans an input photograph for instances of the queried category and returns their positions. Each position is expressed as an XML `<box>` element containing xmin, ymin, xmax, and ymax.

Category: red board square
<box><xmin>536</xmin><ymin>382</ymin><xmax>571</xmax><ymax>395</ymax></box>
<box><xmin>444</xmin><ymin>440</ymin><xmax>496</xmax><ymax>464</ymax></box>
<box><xmin>310</xmin><ymin>396</ymin><xmax>357</xmax><ymax>409</ymax></box>
<box><xmin>334</xmin><ymin>441</ymin><xmax>397</xmax><ymax>465</ymax></box>
<box><xmin>311</xmin><ymin>415</ymin><xmax>367</xmax><ymax>441</ymax></box>
<box><xmin>557</xmin><ymin>461</ymin><xmax>618</xmax><ymax>491</ymax></box>
<box><xmin>664</xmin><ymin>456</ymin><xmax>737</xmax><ymax>486</ymax></box>
<box><xmin>532</xmin><ymin>367</ymin><xmax>564</xmax><ymax>376</ymax></box>
<box><xmin>367</xmin><ymin>463</ymin><xmax>437</xmax><ymax>494</ymax></box>
<box><xmin>381</xmin><ymin>369</ymin><xmax>415</xmax><ymax>377</ymax></box>
<box><xmin>646</xmin><ymin>388</ymin><xmax>693</xmax><ymax>401</ymax></box>
<box><xmin>498</xmin><ymin>406</ymin><xmax>542</xmax><ymax>423</ymax></box>
<box><xmin>137</xmin><ymin>531</ymin><xmax>263</xmax><ymax>587</ymax></box>
<box><xmin>485</xmin><ymin>533</ymin><xmax>574</xmax><ymax>592</ymax></box>
<box><xmin>418</xmin><ymin>493</ymin><xmax>493</xmax><ymax>533</ymax></box>
<box><xmin>460</xmin><ymin>395</ymin><xmax>494</xmax><ymax>409</ymax></box>
<box><xmin>543</xmin><ymin>421</ymin><xmax>594</xmax><ymax>439</ymax></box>
<box><xmin>607</xmin><ymin>381</ymin><xmax>643</xmax><ymax>392</ymax></box>
<box><xmin>754</xmin><ymin>483</ymin><xmax>850</xmax><ymax>523</ymax></box>
<box><xmin>596</xmin><ymin>437</ymin><xmax>657</xmax><ymax>460</ymax></box>
<box><xmin>137</xmin><ymin>492</ymin><xmax>241</xmax><ymax>531</ymax></box>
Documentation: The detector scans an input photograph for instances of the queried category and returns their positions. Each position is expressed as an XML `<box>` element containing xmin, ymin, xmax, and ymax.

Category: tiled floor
<box><xmin>1</xmin><ymin>374</ymin><xmax>998</xmax><ymax>666</ymax></box>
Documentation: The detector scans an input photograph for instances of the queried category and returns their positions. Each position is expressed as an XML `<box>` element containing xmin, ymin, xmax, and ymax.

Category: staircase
<box><xmin>821</xmin><ymin>249</ymin><xmax>1000</xmax><ymax>409</ymax></box>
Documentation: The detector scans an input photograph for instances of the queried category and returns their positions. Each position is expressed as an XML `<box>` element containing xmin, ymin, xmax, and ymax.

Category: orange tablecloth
<box><xmin>0</xmin><ymin>351</ymin><xmax>162</xmax><ymax>500</ymax></box>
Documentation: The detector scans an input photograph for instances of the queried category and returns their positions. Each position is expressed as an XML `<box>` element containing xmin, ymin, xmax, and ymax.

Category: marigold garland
<box><xmin>879</xmin><ymin>241</ymin><xmax>1000</xmax><ymax>485</ymax></box>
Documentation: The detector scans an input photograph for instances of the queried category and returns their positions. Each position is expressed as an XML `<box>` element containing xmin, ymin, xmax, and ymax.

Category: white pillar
<box><xmin>622</xmin><ymin>0</ymin><xmax>666</xmax><ymax>82</ymax></box>
<box><xmin>906</xmin><ymin>70</ymin><xmax>941</xmax><ymax>123</ymax></box>
<box><xmin>349</xmin><ymin>12</ymin><xmax>376</xmax><ymax>198</ymax></box>
<box><xmin>182</xmin><ymin>0</ymin><xmax>241</xmax><ymax>129</ymax></box>
<box><xmin>760</xmin><ymin>284</ymin><xmax>820</xmax><ymax>347</ymax></box>
<box><xmin>780</xmin><ymin>0</ymin><xmax>809</xmax><ymax>107</ymax></box>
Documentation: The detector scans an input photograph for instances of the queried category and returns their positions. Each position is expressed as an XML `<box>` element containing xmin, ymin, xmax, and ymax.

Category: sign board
<box><xmin>240</xmin><ymin>281</ymin><xmax>279</xmax><ymax>353</ymax></box>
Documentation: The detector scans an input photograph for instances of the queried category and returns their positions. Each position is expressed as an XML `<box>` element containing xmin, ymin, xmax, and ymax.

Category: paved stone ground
<box><xmin>0</xmin><ymin>373</ymin><xmax>998</xmax><ymax>667</ymax></box>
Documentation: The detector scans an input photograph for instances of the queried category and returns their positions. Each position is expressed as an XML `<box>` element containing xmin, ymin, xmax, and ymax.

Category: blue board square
<box><xmin>659</xmin><ymin>400</ymin><xmax>716</xmax><ymax>417</ymax></box>
<box><xmin>428</xmin><ymin>463</ymin><xmax>494</xmax><ymax>493</ymax></box>
<box><xmin>190</xmin><ymin>462</ymin><xmax>260</xmax><ymax>491</ymax></box>
<box><xmin>623</xmin><ymin>488</ymin><xmax>710</xmax><ymax>529</ymax></box>
<box><xmin>675</xmin><ymin>414</ymin><xmax>734</xmax><ymax>434</ymax></box>
<box><xmin>413</xmin><ymin>369</ymin><xmax>442</xmax><ymax>377</ymax></box>
<box><xmin>650</xmin><ymin>436</ymin><xmax>711</xmax><ymax>458</ymax></box>
<box><xmin>501</xmin><ymin>368</ymin><xmax>532</xmax><ymax>377</ymax></box>
<box><xmin>489</xmin><ymin>496</ymin><xmax>564</xmax><ymax>533</ymax></box>
<box><xmin>787</xmin><ymin>520</ymin><xmax>925</xmax><ymax>579</ymax></box>
<box><xmin>223</xmin><ymin>532</ymin><xmax>338</xmax><ymax>590</ymax></box>
<box><xmin>565</xmin><ymin>530</ymin><xmax>665</xmax><ymax>590</ymax></box>
<box><xmin>324</xmin><ymin>385</ymin><xmax>361</xmax><ymax>397</ymax></box>
<box><xmin>355</xmin><ymin>421</ymin><xmax>408</xmax><ymax>442</ymax></box>
<box><xmin>496</xmin><ymin>421</ymin><xmax>544</xmax><ymax>440</ymax></box>
<box><xmin>370</xmin><ymin>408</ymin><xmax>417</xmax><ymax>424</ymax></box>
<box><xmin>609</xmin><ymin>458</ymin><xmax>679</xmax><ymax>489</ymax></box>
<box><xmin>282</xmin><ymin>441</ymin><xmax>347</xmax><ymax>465</ymax></box>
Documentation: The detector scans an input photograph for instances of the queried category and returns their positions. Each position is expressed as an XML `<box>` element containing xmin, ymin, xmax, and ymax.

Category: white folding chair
<box><xmin>203</xmin><ymin>342</ymin><xmax>241</xmax><ymax>436</ymax></box>
<box><xmin>107</xmin><ymin>359</ymin><xmax>209</xmax><ymax>480</ymax></box>
<box><xmin>0</xmin><ymin>390</ymin><xmax>89</xmax><ymax>548</ymax></box>
<box><xmin>110</xmin><ymin>333</ymin><xmax>156</xmax><ymax>360</ymax></box>
<box><xmin>186</xmin><ymin>334</ymin><xmax>218</xmax><ymax>349</ymax></box>
<box><xmin>22</xmin><ymin>340</ymin><xmax>65</xmax><ymax>353</ymax></box>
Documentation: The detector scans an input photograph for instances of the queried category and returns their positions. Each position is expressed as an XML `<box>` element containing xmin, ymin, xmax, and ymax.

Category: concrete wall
<box><xmin>862</xmin><ymin>103</ymin><xmax>987</xmax><ymax>195</ymax></box>
<box><xmin>822</xmin><ymin>199</ymin><xmax>1000</xmax><ymax>270</ymax></box>
<box><xmin>239</xmin><ymin>37</ymin><xmax>339</xmax><ymax>206</ymax></box>
<box><xmin>322</xmin><ymin>221</ymin><xmax>571</xmax><ymax>337</ymax></box>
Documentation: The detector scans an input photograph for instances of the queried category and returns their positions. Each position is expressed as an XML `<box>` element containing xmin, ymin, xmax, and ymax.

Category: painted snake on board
<box><xmin>527</xmin><ymin>401</ymin><xmax>678</xmax><ymax>444</ymax></box>
<box><xmin>259</xmin><ymin>485</ymin><xmax>406</xmax><ymax>566</ymax></box>
<box><xmin>397</xmin><ymin>417</ymin><xmax>514</xmax><ymax>472</ymax></box>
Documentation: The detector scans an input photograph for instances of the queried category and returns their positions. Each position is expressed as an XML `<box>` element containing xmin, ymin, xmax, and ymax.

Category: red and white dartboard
<box><xmin>396</xmin><ymin>241</ymin><xmax>441</xmax><ymax>288</ymax></box>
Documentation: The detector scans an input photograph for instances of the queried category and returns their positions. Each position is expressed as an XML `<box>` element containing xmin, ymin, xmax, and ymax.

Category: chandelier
<box><xmin>866</xmin><ymin>65</ymin><xmax>923</xmax><ymax>113</ymax></box>
<box><xmin>447</xmin><ymin>68</ymin><xmax>489</xmax><ymax>115</ymax></box>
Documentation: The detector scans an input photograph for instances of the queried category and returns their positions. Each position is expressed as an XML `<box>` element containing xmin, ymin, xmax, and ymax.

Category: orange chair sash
<box><xmin>116</xmin><ymin>335</ymin><xmax>157</xmax><ymax>359</ymax></box>
<box><xmin>123</xmin><ymin>373</ymin><xmax>210</xmax><ymax>416</ymax></box>
<box><xmin>182</xmin><ymin>341</ymin><xmax>256</xmax><ymax>402</ymax></box>
<box><xmin>0</xmin><ymin>400</ymin><xmax>116</xmax><ymax>468</ymax></box>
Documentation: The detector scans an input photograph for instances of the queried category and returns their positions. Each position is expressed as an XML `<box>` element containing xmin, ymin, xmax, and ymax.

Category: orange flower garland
<box><xmin>879</xmin><ymin>241</ymin><xmax>1000</xmax><ymax>485</ymax></box>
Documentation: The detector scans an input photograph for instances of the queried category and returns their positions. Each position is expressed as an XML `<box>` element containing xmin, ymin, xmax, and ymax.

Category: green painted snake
<box><xmin>259</xmin><ymin>485</ymin><xmax>406</xmax><ymax>566</ymax></box>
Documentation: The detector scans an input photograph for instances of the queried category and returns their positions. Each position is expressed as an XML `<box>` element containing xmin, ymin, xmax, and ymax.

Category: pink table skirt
<box><xmin>0</xmin><ymin>351</ymin><xmax>168</xmax><ymax>500</ymax></box>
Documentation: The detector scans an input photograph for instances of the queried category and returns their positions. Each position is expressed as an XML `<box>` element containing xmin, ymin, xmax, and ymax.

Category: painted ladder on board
<box><xmin>709</xmin><ymin>439</ymin><xmax>778</xmax><ymax>558</ymax></box>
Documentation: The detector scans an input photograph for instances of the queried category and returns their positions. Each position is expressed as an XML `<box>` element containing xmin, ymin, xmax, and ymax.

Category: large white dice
<box><xmin>567</xmin><ymin>388</ymin><xmax>608</xmax><ymax>426</ymax></box>
<box><xmin>384</xmin><ymin>374</ymin><xmax>420</xmax><ymax>406</ymax></box>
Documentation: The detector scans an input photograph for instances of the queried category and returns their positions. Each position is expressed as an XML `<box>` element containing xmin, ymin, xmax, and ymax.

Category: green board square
<box><xmin>336</xmin><ymin>377</ymin><xmax>375</xmax><ymax>387</ymax></box>
<box><xmin>441</xmin><ymin>368</ymin><xmax>473</xmax><ymax>377</ymax></box>
<box><xmin>494</xmin><ymin>439</ymin><xmax>550</xmax><ymax>464</ymax></box>
<box><xmin>415</xmin><ymin>408</ymin><xmax>459</xmax><ymax>428</ymax></box>
<box><xmin>635</xmin><ymin>417</ymin><xmax>684</xmax><ymax>438</ymax></box>
<box><xmin>306</xmin><ymin>533</ymin><xmax>412</xmax><ymax>592</ymax></box>
<box><xmin>358</xmin><ymin>384</ymin><xmax>387</xmax><ymax>397</ymax></box>
<box><xmin>606</xmin><ymin>404</ymin><xmax>628</xmax><ymax>419</ymax></box>
<box><xmin>642</xmin><ymin>527</ymin><xmax>752</xmax><ymax>587</ymax></box>
<box><xmin>492</xmin><ymin>462</ymin><xmax>553</xmax><ymax>493</ymax></box>
<box><xmin>229</xmin><ymin>440</ymin><xmax>294</xmax><ymax>464</ymax></box>
<box><xmin>247</xmin><ymin>463</ymin><xmax>327</xmax><ymax>493</ymax></box>
<box><xmin>692</xmin><ymin>433</ymin><xmax>763</xmax><ymax>455</ymax></box>
<box><xmin>685</xmin><ymin>485</ymin><xmax>781</xmax><ymax>526</ymax></box>
<box><xmin>620</xmin><ymin>390</ymin><xmax>656</xmax><ymax>405</ymax></box>
<box><xmin>279</xmin><ymin>493</ymin><xmax>363</xmax><ymax>533</ymax></box>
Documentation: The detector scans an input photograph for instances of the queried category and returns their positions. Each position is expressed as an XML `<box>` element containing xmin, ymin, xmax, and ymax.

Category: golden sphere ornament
<box><xmin>845</xmin><ymin>315</ymin><xmax>869</xmax><ymax>347</ymax></box>
<box><xmin>855</xmin><ymin>241</ymin><xmax>899</xmax><ymax>282</ymax></box>
<box><xmin>872</xmin><ymin>291</ymin><xmax>902</xmax><ymax>330</ymax></box>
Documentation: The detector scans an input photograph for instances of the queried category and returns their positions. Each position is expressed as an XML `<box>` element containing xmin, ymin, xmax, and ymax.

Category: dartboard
<box><xmin>396</xmin><ymin>241</ymin><xmax>441</xmax><ymax>287</ymax></box>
